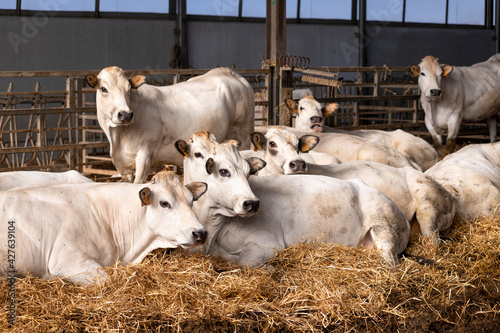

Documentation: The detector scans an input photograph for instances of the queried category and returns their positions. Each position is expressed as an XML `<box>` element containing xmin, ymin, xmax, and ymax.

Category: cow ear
<box><xmin>247</xmin><ymin>157</ymin><xmax>266</xmax><ymax>175</ymax></box>
<box><xmin>410</xmin><ymin>65</ymin><xmax>420</xmax><ymax>77</ymax></box>
<box><xmin>139</xmin><ymin>187</ymin><xmax>152</xmax><ymax>207</ymax></box>
<box><xmin>185</xmin><ymin>182</ymin><xmax>208</xmax><ymax>201</ymax></box>
<box><xmin>285</xmin><ymin>99</ymin><xmax>298</xmax><ymax>114</ymax></box>
<box><xmin>322</xmin><ymin>103</ymin><xmax>338</xmax><ymax>117</ymax></box>
<box><xmin>129</xmin><ymin>74</ymin><xmax>146</xmax><ymax>89</ymax></box>
<box><xmin>225</xmin><ymin>139</ymin><xmax>241</xmax><ymax>149</ymax></box>
<box><xmin>441</xmin><ymin>64</ymin><xmax>453</xmax><ymax>77</ymax></box>
<box><xmin>205</xmin><ymin>158</ymin><xmax>215</xmax><ymax>175</ymax></box>
<box><xmin>250</xmin><ymin>132</ymin><xmax>266</xmax><ymax>151</ymax></box>
<box><xmin>299</xmin><ymin>135</ymin><xmax>319</xmax><ymax>153</ymax></box>
<box><xmin>175</xmin><ymin>140</ymin><xmax>189</xmax><ymax>158</ymax></box>
<box><xmin>85</xmin><ymin>74</ymin><xmax>98</xmax><ymax>89</ymax></box>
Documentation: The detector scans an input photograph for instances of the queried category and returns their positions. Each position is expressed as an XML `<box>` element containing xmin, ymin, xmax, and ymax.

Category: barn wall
<box><xmin>0</xmin><ymin>15</ymin><xmax>496</xmax><ymax>75</ymax></box>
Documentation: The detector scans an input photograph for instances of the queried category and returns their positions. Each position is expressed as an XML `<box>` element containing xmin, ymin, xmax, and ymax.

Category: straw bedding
<box><xmin>1</xmin><ymin>212</ymin><xmax>499</xmax><ymax>332</ymax></box>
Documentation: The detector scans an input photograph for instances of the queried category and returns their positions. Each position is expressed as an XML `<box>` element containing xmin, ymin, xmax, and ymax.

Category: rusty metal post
<box><xmin>266</xmin><ymin>0</ymin><xmax>286</xmax><ymax>125</ymax></box>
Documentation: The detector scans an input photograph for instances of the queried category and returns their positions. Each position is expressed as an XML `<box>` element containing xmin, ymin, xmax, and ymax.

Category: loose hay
<box><xmin>1</xmin><ymin>215</ymin><xmax>500</xmax><ymax>332</ymax></box>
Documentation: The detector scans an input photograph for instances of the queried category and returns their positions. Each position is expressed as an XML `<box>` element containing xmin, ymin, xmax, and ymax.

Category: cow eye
<box><xmin>101</xmin><ymin>86</ymin><xmax>109</xmax><ymax>93</ymax></box>
<box><xmin>194</xmin><ymin>152</ymin><xmax>203</xmax><ymax>158</ymax></box>
<box><xmin>269</xmin><ymin>141</ymin><xmax>277</xmax><ymax>148</ymax></box>
<box><xmin>299</xmin><ymin>106</ymin><xmax>304</xmax><ymax>111</ymax></box>
<box><xmin>420</xmin><ymin>72</ymin><xmax>426</xmax><ymax>77</ymax></box>
<box><xmin>160</xmin><ymin>201</ymin><xmax>171</xmax><ymax>209</ymax></box>
<box><xmin>219</xmin><ymin>169</ymin><xmax>230</xmax><ymax>177</ymax></box>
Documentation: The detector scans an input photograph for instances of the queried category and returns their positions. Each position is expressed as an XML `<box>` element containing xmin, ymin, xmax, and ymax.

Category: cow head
<box><xmin>85</xmin><ymin>66</ymin><xmax>146</xmax><ymax>127</ymax></box>
<box><xmin>138</xmin><ymin>170</ymin><xmax>208</xmax><ymax>248</ymax></box>
<box><xmin>286</xmin><ymin>96</ymin><xmax>338</xmax><ymax>133</ymax></box>
<box><xmin>175</xmin><ymin>131</ymin><xmax>265</xmax><ymax>217</ymax></box>
<box><xmin>411</xmin><ymin>56</ymin><xmax>453</xmax><ymax>101</ymax></box>
<box><xmin>251</xmin><ymin>126</ymin><xmax>319</xmax><ymax>175</ymax></box>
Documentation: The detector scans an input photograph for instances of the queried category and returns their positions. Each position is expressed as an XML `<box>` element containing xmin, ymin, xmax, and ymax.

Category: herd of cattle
<box><xmin>2</xmin><ymin>54</ymin><xmax>500</xmax><ymax>284</ymax></box>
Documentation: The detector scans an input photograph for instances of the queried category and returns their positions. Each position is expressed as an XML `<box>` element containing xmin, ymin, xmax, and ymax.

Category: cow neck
<box><xmin>192</xmin><ymin>192</ymin><xmax>229</xmax><ymax>254</ymax></box>
<box><xmin>87</xmin><ymin>184</ymin><xmax>158</xmax><ymax>264</ymax></box>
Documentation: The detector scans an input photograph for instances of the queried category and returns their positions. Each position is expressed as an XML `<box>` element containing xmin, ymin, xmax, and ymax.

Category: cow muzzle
<box><xmin>429</xmin><ymin>89</ymin><xmax>442</xmax><ymax>98</ymax></box>
<box><xmin>192</xmin><ymin>228</ymin><xmax>208</xmax><ymax>244</ymax></box>
<box><xmin>115</xmin><ymin>110</ymin><xmax>134</xmax><ymax>125</ymax></box>
<box><xmin>288</xmin><ymin>160</ymin><xmax>307</xmax><ymax>174</ymax></box>
<box><xmin>242</xmin><ymin>199</ymin><xmax>260</xmax><ymax>214</ymax></box>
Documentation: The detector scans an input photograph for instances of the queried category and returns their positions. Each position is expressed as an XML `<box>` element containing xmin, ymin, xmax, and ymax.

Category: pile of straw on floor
<box><xmin>1</xmin><ymin>214</ymin><xmax>499</xmax><ymax>332</ymax></box>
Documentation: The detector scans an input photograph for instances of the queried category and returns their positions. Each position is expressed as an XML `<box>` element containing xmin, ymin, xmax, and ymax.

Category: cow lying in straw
<box><xmin>285</xmin><ymin>95</ymin><xmax>438</xmax><ymax>171</ymax></box>
<box><xmin>242</xmin><ymin>127</ymin><xmax>455</xmax><ymax>242</ymax></box>
<box><xmin>0</xmin><ymin>170</ymin><xmax>207</xmax><ymax>284</ymax></box>
<box><xmin>175</xmin><ymin>131</ymin><xmax>410</xmax><ymax>266</ymax></box>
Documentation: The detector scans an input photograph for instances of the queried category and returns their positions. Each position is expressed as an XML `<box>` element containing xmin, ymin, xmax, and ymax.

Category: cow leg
<box><xmin>238</xmin><ymin>242</ymin><xmax>280</xmax><ymax>267</ymax></box>
<box><xmin>48</xmin><ymin>254</ymin><xmax>107</xmax><ymax>285</ymax></box>
<box><xmin>134</xmin><ymin>150</ymin><xmax>153</xmax><ymax>184</ymax></box>
<box><xmin>487</xmin><ymin>116</ymin><xmax>497</xmax><ymax>143</ymax></box>
<box><xmin>424</xmin><ymin>116</ymin><xmax>443</xmax><ymax>155</ymax></box>
<box><xmin>445</xmin><ymin>115</ymin><xmax>462</xmax><ymax>153</ymax></box>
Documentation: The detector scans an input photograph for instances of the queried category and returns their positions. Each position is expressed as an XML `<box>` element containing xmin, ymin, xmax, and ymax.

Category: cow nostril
<box><xmin>430</xmin><ymin>89</ymin><xmax>442</xmax><ymax>97</ymax></box>
<box><xmin>290</xmin><ymin>160</ymin><xmax>306</xmax><ymax>172</ymax></box>
<box><xmin>192</xmin><ymin>229</ymin><xmax>207</xmax><ymax>244</ymax></box>
<box><xmin>243</xmin><ymin>200</ymin><xmax>260</xmax><ymax>213</ymax></box>
<box><xmin>310</xmin><ymin>116</ymin><xmax>322</xmax><ymax>123</ymax></box>
<box><xmin>118</xmin><ymin>111</ymin><xmax>133</xmax><ymax>122</ymax></box>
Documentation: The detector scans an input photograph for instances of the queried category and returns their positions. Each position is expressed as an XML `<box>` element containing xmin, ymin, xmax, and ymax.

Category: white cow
<box><xmin>0</xmin><ymin>170</ymin><xmax>92</xmax><ymax>191</ymax></box>
<box><xmin>247</xmin><ymin>127</ymin><xmax>455</xmax><ymax>240</ymax></box>
<box><xmin>286</xmin><ymin>96</ymin><xmax>438</xmax><ymax>171</ymax></box>
<box><xmin>85</xmin><ymin>66</ymin><xmax>254</xmax><ymax>183</ymax></box>
<box><xmin>425</xmin><ymin>142</ymin><xmax>500</xmax><ymax>220</ymax></box>
<box><xmin>255</xmin><ymin>125</ymin><xmax>422</xmax><ymax>171</ymax></box>
<box><xmin>411</xmin><ymin>54</ymin><xmax>500</xmax><ymax>154</ymax></box>
<box><xmin>0</xmin><ymin>170</ymin><xmax>207</xmax><ymax>284</ymax></box>
<box><xmin>176</xmin><ymin>132</ymin><xmax>410</xmax><ymax>266</ymax></box>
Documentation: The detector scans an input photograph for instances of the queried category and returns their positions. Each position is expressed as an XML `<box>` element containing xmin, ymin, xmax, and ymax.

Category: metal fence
<box><xmin>0</xmin><ymin>68</ymin><xmax>271</xmax><ymax>176</ymax></box>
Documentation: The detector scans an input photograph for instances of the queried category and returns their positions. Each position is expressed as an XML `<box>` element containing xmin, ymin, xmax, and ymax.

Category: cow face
<box><xmin>139</xmin><ymin>170</ymin><xmax>208</xmax><ymax>248</ymax></box>
<box><xmin>175</xmin><ymin>132</ymin><xmax>265</xmax><ymax>217</ymax></box>
<box><xmin>411</xmin><ymin>56</ymin><xmax>453</xmax><ymax>101</ymax></box>
<box><xmin>85</xmin><ymin>66</ymin><xmax>145</xmax><ymax>127</ymax></box>
<box><xmin>251</xmin><ymin>127</ymin><xmax>319</xmax><ymax>175</ymax></box>
<box><xmin>286</xmin><ymin>96</ymin><xmax>338</xmax><ymax>133</ymax></box>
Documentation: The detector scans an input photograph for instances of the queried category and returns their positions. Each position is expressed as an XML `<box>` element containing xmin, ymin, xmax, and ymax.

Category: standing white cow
<box><xmin>85</xmin><ymin>66</ymin><xmax>254</xmax><ymax>183</ymax></box>
<box><xmin>0</xmin><ymin>170</ymin><xmax>92</xmax><ymax>191</ymax></box>
<box><xmin>0</xmin><ymin>170</ymin><xmax>208</xmax><ymax>284</ymax></box>
<box><xmin>285</xmin><ymin>96</ymin><xmax>438</xmax><ymax>171</ymax></box>
<box><xmin>246</xmin><ymin>127</ymin><xmax>455</xmax><ymax>240</ymax></box>
<box><xmin>411</xmin><ymin>54</ymin><xmax>500</xmax><ymax>154</ymax></box>
<box><xmin>425</xmin><ymin>142</ymin><xmax>500</xmax><ymax>220</ymax></box>
<box><xmin>176</xmin><ymin>132</ymin><xmax>410</xmax><ymax>266</ymax></box>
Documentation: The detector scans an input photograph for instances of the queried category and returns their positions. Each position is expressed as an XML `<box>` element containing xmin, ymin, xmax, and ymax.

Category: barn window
<box><xmin>366</xmin><ymin>0</ymin><xmax>404</xmax><ymax>22</ymax></box>
<box><xmin>242</xmin><ymin>0</ymin><xmax>265</xmax><ymax>18</ymax></box>
<box><xmin>448</xmin><ymin>0</ymin><xmax>485</xmax><ymax>25</ymax></box>
<box><xmin>187</xmin><ymin>0</ymin><xmax>239</xmax><ymax>17</ymax></box>
<box><xmin>100</xmin><ymin>0</ymin><xmax>169</xmax><ymax>13</ymax></box>
<box><xmin>0</xmin><ymin>0</ymin><xmax>16</xmax><ymax>9</ymax></box>
<box><xmin>299</xmin><ymin>0</ymin><xmax>352</xmax><ymax>20</ymax></box>
<box><xmin>405</xmin><ymin>0</ymin><xmax>447</xmax><ymax>24</ymax></box>
<box><xmin>21</xmin><ymin>0</ymin><xmax>95</xmax><ymax>11</ymax></box>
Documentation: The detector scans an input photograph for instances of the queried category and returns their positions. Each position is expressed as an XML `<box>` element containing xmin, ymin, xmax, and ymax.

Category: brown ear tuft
<box><xmin>410</xmin><ymin>65</ymin><xmax>420</xmax><ymax>77</ymax></box>
<box><xmin>129</xmin><ymin>74</ymin><xmax>146</xmax><ymax>89</ymax></box>
<box><xmin>285</xmin><ymin>99</ymin><xmax>298</xmax><ymax>114</ymax></box>
<box><xmin>85</xmin><ymin>74</ymin><xmax>98</xmax><ymax>89</ymax></box>
<box><xmin>441</xmin><ymin>64</ymin><xmax>453</xmax><ymax>77</ymax></box>
<box><xmin>139</xmin><ymin>187</ymin><xmax>152</xmax><ymax>207</ymax></box>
